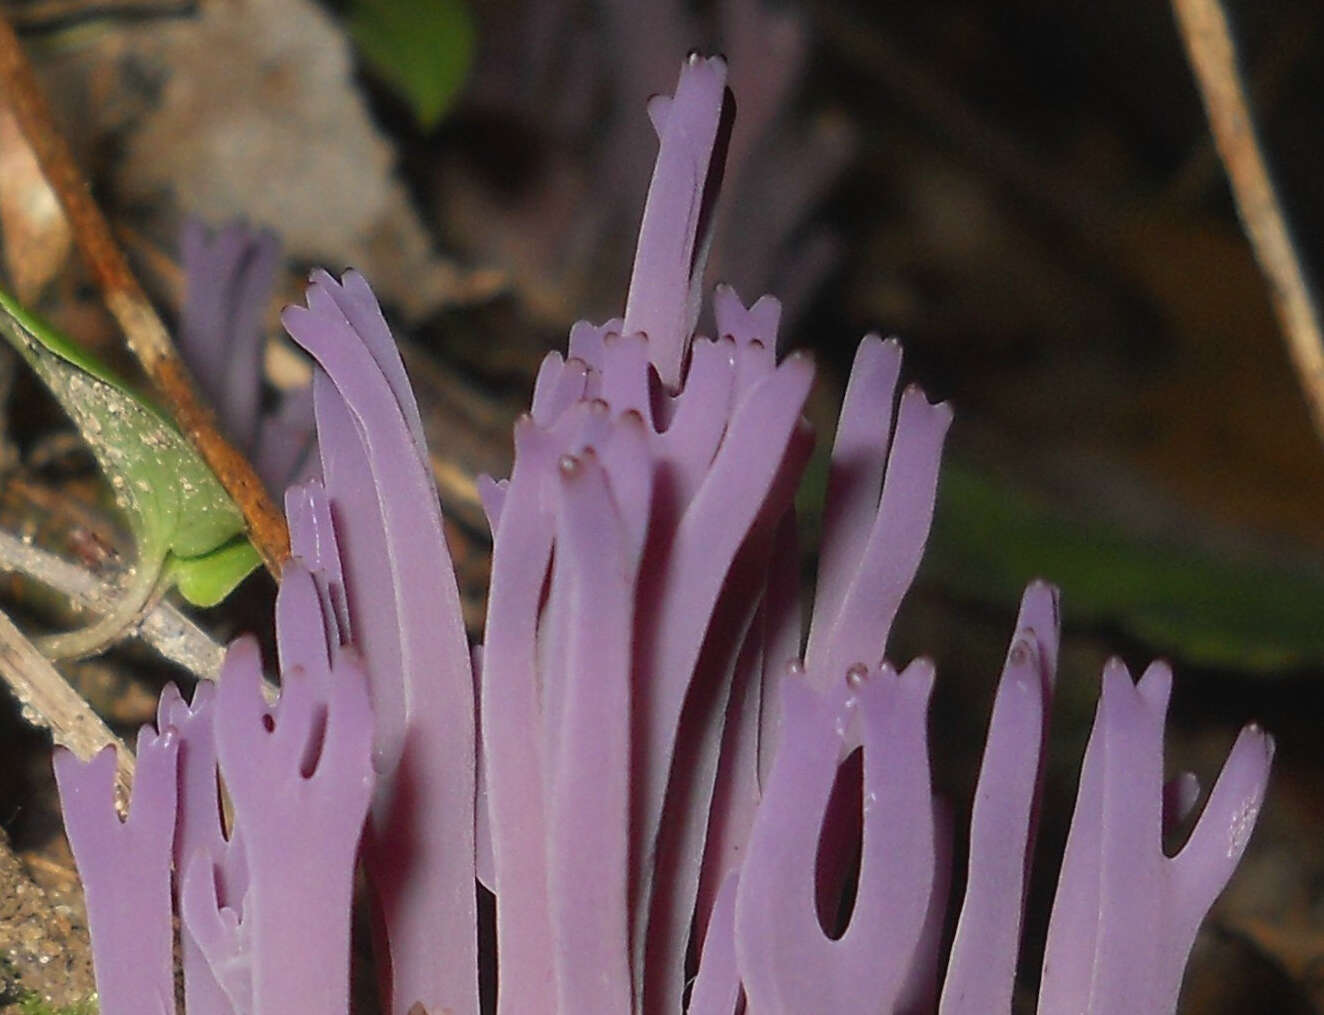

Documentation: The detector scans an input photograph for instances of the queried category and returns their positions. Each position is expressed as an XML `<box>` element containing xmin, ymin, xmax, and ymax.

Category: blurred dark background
<box><xmin>1</xmin><ymin>0</ymin><xmax>1322</xmax><ymax>1010</ymax></box>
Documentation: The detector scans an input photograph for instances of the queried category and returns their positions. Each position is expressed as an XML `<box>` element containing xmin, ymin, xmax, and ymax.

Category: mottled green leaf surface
<box><xmin>0</xmin><ymin>290</ymin><xmax>258</xmax><ymax>649</ymax></box>
<box><xmin>349</xmin><ymin>0</ymin><xmax>475</xmax><ymax>129</ymax></box>
<box><xmin>14</xmin><ymin>991</ymin><xmax>98</xmax><ymax>1015</ymax></box>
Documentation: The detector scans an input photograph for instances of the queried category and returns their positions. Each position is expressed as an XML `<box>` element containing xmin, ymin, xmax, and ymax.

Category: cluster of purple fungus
<box><xmin>54</xmin><ymin>55</ymin><xmax>1273</xmax><ymax>1015</ymax></box>
<box><xmin>177</xmin><ymin>220</ymin><xmax>316</xmax><ymax>492</ymax></box>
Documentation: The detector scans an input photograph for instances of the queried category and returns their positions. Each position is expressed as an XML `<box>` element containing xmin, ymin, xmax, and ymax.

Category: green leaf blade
<box><xmin>0</xmin><ymin>288</ymin><xmax>258</xmax><ymax>626</ymax></box>
<box><xmin>173</xmin><ymin>538</ymin><xmax>262</xmax><ymax>608</ymax></box>
<box><xmin>349</xmin><ymin>0</ymin><xmax>475</xmax><ymax>129</ymax></box>
<box><xmin>926</xmin><ymin>462</ymin><xmax>1324</xmax><ymax>671</ymax></box>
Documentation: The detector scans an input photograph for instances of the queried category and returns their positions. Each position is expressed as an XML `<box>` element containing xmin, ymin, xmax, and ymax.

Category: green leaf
<box><xmin>173</xmin><ymin>536</ymin><xmax>263</xmax><ymax>607</ymax></box>
<box><xmin>925</xmin><ymin>461</ymin><xmax>1324</xmax><ymax>671</ymax></box>
<box><xmin>0</xmin><ymin>289</ymin><xmax>259</xmax><ymax>648</ymax></box>
<box><xmin>348</xmin><ymin>0</ymin><xmax>475</xmax><ymax>130</ymax></box>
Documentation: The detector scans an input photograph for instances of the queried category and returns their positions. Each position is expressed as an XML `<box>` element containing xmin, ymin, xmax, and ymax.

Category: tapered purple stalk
<box><xmin>180</xmin><ymin>220</ymin><xmax>278</xmax><ymax>451</ymax></box>
<box><xmin>623</xmin><ymin>53</ymin><xmax>728</xmax><ymax>391</ymax></box>
<box><xmin>736</xmin><ymin>659</ymin><xmax>940</xmax><ymax>1014</ymax></box>
<box><xmin>180</xmin><ymin>220</ymin><xmax>315</xmax><ymax>491</ymax></box>
<box><xmin>1038</xmin><ymin>660</ymin><xmax>1273</xmax><ymax>1013</ymax></box>
<box><xmin>941</xmin><ymin>582</ymin><xmax>1060</xmax><ymax>1013</ymax></box>
<box><xmin>689</xmin><ymin>873</ymin><xmax>743</xmax><ymax>1015</ymax></box>
<box><xmin>480</xmin><ymin>413</ymin><xmax>561</xmax><ymax>1011</ymax></box>
<box><xmin>547</xmin><ymin>444</ymin><xmax>648</xmax><ymax>1013</ymax></box>
<box><xmin>178</xmin><ymin>565</ymin><xmax>374</xmax><ymax>1015</ymax></box>
<box><xmin>54</xmin><ymin>727</ymin><xmax>178</xmax><ymax>1015</ymax></box>
<box><xmin>283</xmin><ymin>270</ymin><xmax>480</xmax><ymax>1015</ymax></box>
<box><xmin>158</xmin><ymin>681</ymin><xmax>243</xmax><ymax>1015</ymax></box>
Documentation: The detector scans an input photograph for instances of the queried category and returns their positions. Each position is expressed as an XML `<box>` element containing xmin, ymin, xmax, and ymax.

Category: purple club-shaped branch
<box><xmin>55</xmin><ymin>560</ymin><xmax>374</xmax><ymax>1015</ymax></box>
<box><xmin>54</xmin><ymin>725</ymin><xmax>178</xmax><ymax>1015</ymax></box>
<box><xmin>179</xmin><ymin>220</ymin><xmax>316</xmax><ymax>492</ymax></box>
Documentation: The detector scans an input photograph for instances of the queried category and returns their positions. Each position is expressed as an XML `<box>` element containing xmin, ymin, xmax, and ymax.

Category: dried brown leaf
<box><xmin>0</xmin><ymin>105</ymin><xmax>71</xmax><ymax>303</ymax></box>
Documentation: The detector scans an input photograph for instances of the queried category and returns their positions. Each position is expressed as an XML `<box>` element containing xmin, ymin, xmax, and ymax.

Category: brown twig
<box><xmin>0</xmin><ymin>607</ymin><xmax>133</xmax><ymax>814</ymax></box>
<box><xmin>1173</xmin><ymin>0</ymin><xmax>1324</xmax><ymax>445</ymax></box>
<box><xmin>0</xmin><ymin>14</ymin><xmax>290</xmax><ymax>575</ymax></box>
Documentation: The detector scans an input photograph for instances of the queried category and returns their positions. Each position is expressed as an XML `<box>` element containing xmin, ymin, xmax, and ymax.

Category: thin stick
<box><xmin>1</xmin><ymin>0</ymin><xmax>192</xmax><ymax>31</ymax></box>
<box><xmin>0</xmin><ymin>14</ymin><xmax>290</xmax><ymax>574</ymax></box>
<box><xmin>0</xmin><ymin>607</ymin><xmax>133</xmax><ymax>813</ymax></box>
<box><xmin>1173</xmin><ymin>0</ymin><xmax>1324</xmax><ymax>444</ymax></box>
<box><xmin>0</xmin><ymin>530</ymin><xmax>226</xmax><ymax>677</ymax></box>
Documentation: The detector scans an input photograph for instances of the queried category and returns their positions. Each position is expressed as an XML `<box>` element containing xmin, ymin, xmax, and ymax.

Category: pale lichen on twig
<box><xmin>0</xmin><ymin>12</ymin><xmax>290</xmax><ymax>574</ymax></box>
<box><xmin>0</xmin><ymin>529</ymin><xmax>226</xmax><ymax>677</ymax></box>
<box><xmin>1173</xmin><ymin>0</ymin><xmax>1324</xmax><ymax>445</ymax></box>
<box><xmin>0</xmin><ymin>606</ymin><xmax>133</xmax><ymax>813</ymax></box>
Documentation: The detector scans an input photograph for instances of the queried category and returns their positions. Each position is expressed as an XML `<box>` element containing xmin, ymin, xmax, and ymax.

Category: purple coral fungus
<box><xmin>54</xmin><ymin>54</ymin><xmax>1271</xmax><ymax>1015</ymax></box>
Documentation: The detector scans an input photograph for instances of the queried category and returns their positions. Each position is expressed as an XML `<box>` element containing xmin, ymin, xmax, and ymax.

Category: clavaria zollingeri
<box><xmin>55</xmin><ymin>55</ymin><xmax>1272</xmax><ymax>1015</ymax></box>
